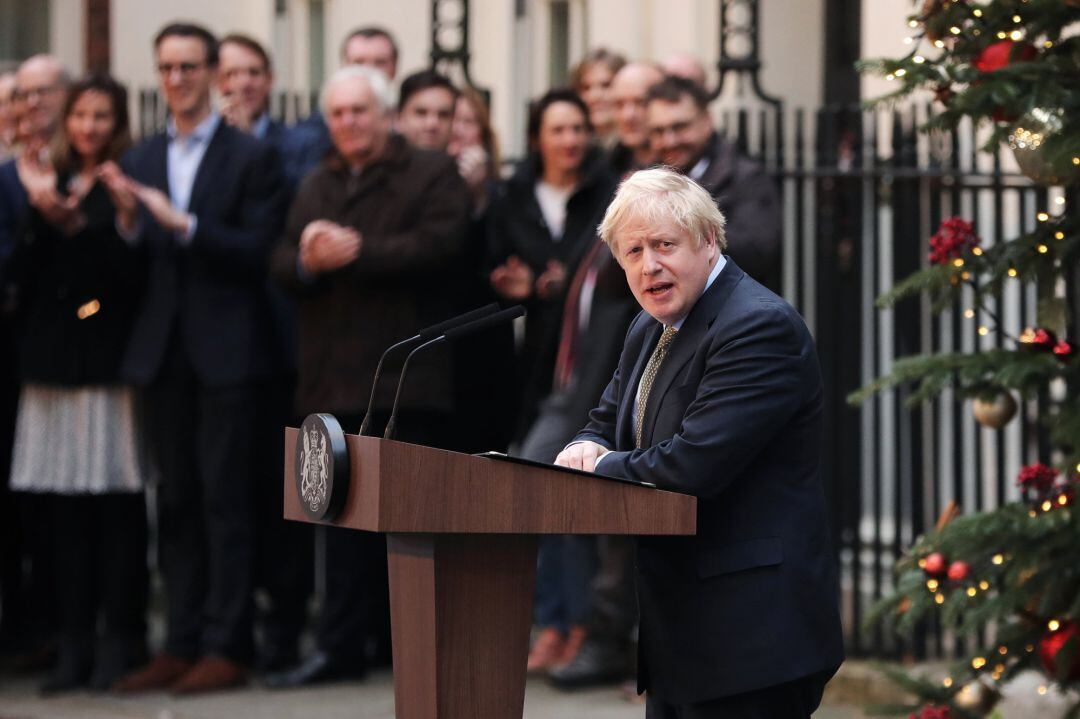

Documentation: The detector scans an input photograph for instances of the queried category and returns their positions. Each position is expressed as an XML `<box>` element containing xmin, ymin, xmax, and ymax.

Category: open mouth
<box><xmin>646</xmin><ymin>282</ymin><xmax>673</xmax><ymax>297</ymax></box>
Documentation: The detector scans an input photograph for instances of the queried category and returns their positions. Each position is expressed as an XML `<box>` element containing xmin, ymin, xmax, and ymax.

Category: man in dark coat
<box><xmin>557</xmin><ymin>168</ymin><xmax>843</xmax><ymax>717</ymax></box>
<box><xmin>101</xmin><ymin>23</ymin><xmax>287</xmax><ymax>694</ymax></box>
<box><xmin>646</xmin><ymin>76</ymin><xmax>782</xmax><ymax>292</ymax></box>
<box><xmin>216</xmin><ymin>31</ymin><xmax>327</xmax><ymax>674</ymax></box>
<box><xmin>266</xmin><ymin>64</ymin><xmax>470</xmax><ymax>687</ymax></box>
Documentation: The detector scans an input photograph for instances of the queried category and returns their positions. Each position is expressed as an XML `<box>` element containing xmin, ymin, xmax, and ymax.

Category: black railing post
<box><xmin>430</xmin><ymin>0</ymin><xmax>489</xmax><ymax>103</ymax></box>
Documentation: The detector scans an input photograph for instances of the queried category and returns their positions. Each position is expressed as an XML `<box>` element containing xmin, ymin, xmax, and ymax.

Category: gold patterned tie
<box><xmin>635</xmin><ymin>326</ymin><xmax>678</xmax><ymax>448</ymax></box>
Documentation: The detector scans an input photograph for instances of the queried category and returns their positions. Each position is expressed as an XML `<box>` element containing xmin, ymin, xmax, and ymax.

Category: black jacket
<box><xmin>13</xmin><ymin>177</ymin><xmax>145</xmax><ymax>385</ymax></box>
<box><xmin>120</xmin><ymin>120</ymin><xmax>287</xmax><ymax>388</ymax></box>
<box><xmin>693</xmin><ymin>134</ymin><xmax>782</xmax><ymax>293</ymax></box>
<box><xmin>486</xmin><ymin>148</ymin><xmax>616</xmax><ymax>435</ymax></box>
<box><xmin>575</xmin><ymin>259</ymin><xmax>844</xmax><ymax>702</ymax></box>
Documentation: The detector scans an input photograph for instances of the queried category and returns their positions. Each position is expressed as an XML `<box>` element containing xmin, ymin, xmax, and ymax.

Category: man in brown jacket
<box><xmin>266</xmin><ymin>64</ymin><xmax>471</xmax><ymax>686</ymax></box>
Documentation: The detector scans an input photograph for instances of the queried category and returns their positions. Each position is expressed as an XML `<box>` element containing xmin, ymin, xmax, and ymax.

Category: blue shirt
<box><xmin>167</xmin><ymin>112</ymin><xmax>220</xmax><ymax>243</ymax></box>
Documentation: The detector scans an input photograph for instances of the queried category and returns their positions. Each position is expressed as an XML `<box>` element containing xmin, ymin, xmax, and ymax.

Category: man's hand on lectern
<box><xmin>554</xmin><ymin>441</ymin><xmax>611</xmax><ymax>473</ymax></box>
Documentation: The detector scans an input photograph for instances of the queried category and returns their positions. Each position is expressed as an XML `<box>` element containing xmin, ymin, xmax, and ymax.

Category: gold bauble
<box><xmin>1008</xmin><ymin>108</ymin><xmax>1080</xmax><ymax>186</ymax></box>
<box><xmin>954</xmin><ymin>679</ymin><xmax>1002</xmax><ymax>713</ymax></box>
<box><xmin>972</xmin><ymin>392</ymin><xmax>1018</xmax><ymax>429</ymax></box>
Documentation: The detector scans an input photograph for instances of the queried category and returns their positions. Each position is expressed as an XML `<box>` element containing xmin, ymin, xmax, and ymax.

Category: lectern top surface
<box><xmin>475</xmin><ymin>451</ymin><xmax>657</xmax><ymax>489</ymax></box>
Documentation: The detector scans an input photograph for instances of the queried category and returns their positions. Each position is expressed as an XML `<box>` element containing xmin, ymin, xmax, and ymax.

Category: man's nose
<box><xmin>642</xmin><ymin>248</ymin><xmax>661</xmax><ymax>273</ymax></box>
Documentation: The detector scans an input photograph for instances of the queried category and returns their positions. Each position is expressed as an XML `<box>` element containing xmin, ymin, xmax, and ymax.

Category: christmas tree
<box><xmin>854</xmin><ymin>1</ymin><xmax>1080</xmax><ymax>717</ymax></box>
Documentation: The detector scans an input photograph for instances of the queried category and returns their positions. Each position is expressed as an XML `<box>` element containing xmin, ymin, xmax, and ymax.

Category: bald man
<box><xmin>0</xmin><ymin>53</ymin><xmax>67</xmax><ymax>672</ymax></box>
<box><xmin>660</xmin><ymin>52</ymin><xmax>708</xmax><ymax>90</ymax></box>
<box><xmin>607</xmin><ymin>62</ymin><xmax>664</xmax><ymax>177</ymax></box>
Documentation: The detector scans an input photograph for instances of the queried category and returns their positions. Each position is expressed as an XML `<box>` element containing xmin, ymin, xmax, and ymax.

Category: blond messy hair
<box><xmin>598</xmin><ymin>167</ymin><xmax>727</xmax><ymax>261</ymax></box>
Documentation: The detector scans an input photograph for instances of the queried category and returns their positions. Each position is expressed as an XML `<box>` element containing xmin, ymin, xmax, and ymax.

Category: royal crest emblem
<box><xmin>294</xmin><ymin>414</ymin><xmax>349</xmax><ymax>521</ymax></box>
<box><xmin>299</xmin><ymin>423</ymin><xmax>329</xmax><ymax>513</ymax></box>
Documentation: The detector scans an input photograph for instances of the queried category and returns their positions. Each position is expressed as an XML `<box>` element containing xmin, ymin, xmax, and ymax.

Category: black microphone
<box><xmin>383</xmin><ymin>305</ymin><xmax>525</xmax><ymax>441</ymax></box>
<box><xmin>358</xmin><ymin>303</ymin><xmax>500</xmax><ymax>436</ymax></box>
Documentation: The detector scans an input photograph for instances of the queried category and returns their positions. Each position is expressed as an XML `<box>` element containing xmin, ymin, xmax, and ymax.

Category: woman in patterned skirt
<box><xmin>10</xmin><ymin>74</ymin><xmax>148</xmax><ymax>693</ymax></box>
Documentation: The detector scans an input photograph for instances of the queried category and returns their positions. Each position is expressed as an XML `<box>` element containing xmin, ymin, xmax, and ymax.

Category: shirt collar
<box><xmin>167</xmin><ymin>111</ymin><xmax>221</xmax><ymax>143</ymax></box>
<box><xmin>671</xmin><ymin>254</ymin><xmax>727</xmax><ymax>330</ymax></box>
<box><xmin>251</xmin><ymin>113</ymin><xmax>271</xmax><ymax>139</ymax></box>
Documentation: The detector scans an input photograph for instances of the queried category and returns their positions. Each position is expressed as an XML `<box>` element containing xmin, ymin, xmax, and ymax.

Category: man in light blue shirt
<box><xmin>101</xmin><ymin>22</ymin><xmax>287</xmax><ymax>697</ymax></box>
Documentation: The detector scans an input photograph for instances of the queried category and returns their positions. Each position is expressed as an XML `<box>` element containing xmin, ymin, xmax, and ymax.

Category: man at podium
<box><xmin>555</xmin><ymin>168</ymin><xmax>843</xmax><ymax>718</ymax></box>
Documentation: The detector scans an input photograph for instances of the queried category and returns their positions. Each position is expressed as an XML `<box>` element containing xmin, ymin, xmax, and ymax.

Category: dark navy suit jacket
<box><xmin>574</xmin><ymin>258</ymin><xmax>844</xmax><ymax>703</ymax></box>
<box><xmin>119</xmin><ymin>121</ymin><xmax>286</xmax><ymax>388</ymax></box>
<box><xmin>0</xmin><ymin>159</ymin><xmax>27</xmax><ymax>282</ymax></box>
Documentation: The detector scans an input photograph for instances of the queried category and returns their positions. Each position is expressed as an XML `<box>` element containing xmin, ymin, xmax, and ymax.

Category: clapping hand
<box><xmin>535</xmin><ymin>259</ymin><xmax>567</xmax><ymax>300</ymax></box>
<box><xmin>490</xmin><ymin>255</ymin><xmax>534</xmax><ymax>300</ymax></box>
<box><xmin>97</xmin><ymin>162</ymin><xmax>142</xmax><ymax>234</ymax></box>
<box><xmin>98</xmin><ymin>162</ymin><xmax>192</xmax><ymax>236</ymax></box>
<box><xmin>298</xmin><ymin>220</ymin><xmax>362</xmax><ymax>275</ymax></box>
<box><xmin>455</xmin><ymin>145</ymin><xmax>488</xmax><ymax>192</ymax></box>
<box><xmin>220</xmin><ymin>92</ymin><xmax>254</xmax><ymax>134</ymax></box>
<box><xmin>17</xmin><ymin>152</ymin><xmax>83</xmax><ymax>234</ymax></box>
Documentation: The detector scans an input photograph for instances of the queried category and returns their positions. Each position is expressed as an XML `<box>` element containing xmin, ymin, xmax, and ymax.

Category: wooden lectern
<box><xmin>284</xmin><ymin>429</ymin><xmax>696</xmax><ymax>719</ymax></box>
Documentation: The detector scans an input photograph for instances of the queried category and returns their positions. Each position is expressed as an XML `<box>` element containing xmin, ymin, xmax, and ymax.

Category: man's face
<box><xmin>156</xmin><ymin>35</ymin><xmax>216</xmax><ymax>120</ymax></box>
<box><xmin>397</xmin><ymin>86</ymin><xmax>455</xmax><ymax>151</ymax></box>
<box><xmin>611</xmin><ymin>66</ymin><xmax>662</xmax><ymax>152</ymax></box>
<box><xmin>325</xmin><ymin>76</ymin><xmax>391</xmax><ymax>166</ymax></box>
<box><xmin>647</xmin><ymin>96</ymin><xmax>713</xmax><ymax>172</ymax></box>
<box><xmin>14</xmin><ymin>59</ymin><xmax>65</xmax><ymax>140</ymax></box>
<box><xmin>343</xmin><ymin>35</ymin><xmax>396</xmax><ymax>80</ymax></box>
<box><xmin>219</xmin><ymin>42</ymin><xmax>272</xmax><ymax>122</ymax></box>
<box><xmin>614</xmin><ymin>217</ymin><xmax>717</xmax><ymax>327</ymax></box>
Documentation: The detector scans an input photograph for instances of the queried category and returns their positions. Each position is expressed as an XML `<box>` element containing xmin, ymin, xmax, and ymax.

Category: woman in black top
<box><xmin>487</xmin><ymin>89</ymin><xmax>616</xmax><ymax>673</ymax></box>
<box><xmin>486</xmin><ymin>89</ymin><xmax>616</xmax><ymax>442</ymax></box>
<box><xmin>10</xmin><ymin>75</ymin><xmax>148</xmax><ymax>693</ymax></box>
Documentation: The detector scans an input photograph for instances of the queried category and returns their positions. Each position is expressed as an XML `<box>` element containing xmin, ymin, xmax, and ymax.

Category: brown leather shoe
<box><xmin>111</xmin><ymin>653</ymin><xmax>193</xmax><ymax>694</ymax></box>
<box><xmin>558</xmin><ymin>625</ymin><xmax>588</xmax><ymax>666</ymax></box>
<box><xmin>170</xmin><ymin>655</ymin><xmax>248</xmax><ymax>695</ymax></box>
<box><xmin>526</xmin><ymin>627</ymin><xmax>565</xmax><ymax>673</ymax></box>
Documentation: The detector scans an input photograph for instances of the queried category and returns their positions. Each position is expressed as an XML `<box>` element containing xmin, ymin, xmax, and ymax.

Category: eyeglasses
<box><xmin>648</xmin><ymin>119</ymin><xmax>697</xmax><ymax>140</ymax></box>
<box><xmin>12</xmin><ymin>85</ymin><xmax>62</xmax><ymax>102</ymax></box>
<box><xmin>157</xmin><ymin>62</ymin><xmax>207</xmax><ymax>77</ymax></box>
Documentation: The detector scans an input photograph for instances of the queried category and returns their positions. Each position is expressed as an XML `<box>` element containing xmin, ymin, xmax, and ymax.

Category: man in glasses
<box><xmin>645</xmin><ymin>76</ymin><xmax>781</xmax><ymax>292</ymax></box>
<box><xmin>101</xmin><ymin>22</ymin><xmax>286</xmax><ymax>695</ymax></box>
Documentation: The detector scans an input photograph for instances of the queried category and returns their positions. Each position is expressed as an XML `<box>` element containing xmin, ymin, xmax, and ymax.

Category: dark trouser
<box><xmin>50</xmin><ymin>494</ymin><xmax>148</xmax><ymax>654</ymax></box>
<box><xmin>588</xmin><ymin>536</ymin><xmax>637</xmax><ymax>641</ymax></box>
<box><xmin>520</xmin><ymin>402</ymin><xmax>634</xmax><ymax>641</ymax></box>
<box><xmin>644</xmin><ymin>668</ymin><xmax>835</xmax><ymax>719</ymax></box>
<box><xmin>3</xmin><ymin>492</ymin><xmax>56</xmax><ymax>652</ymax></box>
<box><xmin>313</xmin><ymin>410</ymin><xmax>453</xmax><ymax>662</ymax></box>
<box><xmin>144</xmin><ymin>347</ymin><xmax>261</xmax><ymax>663</ymax></box>
<box><xmin>253</xmin><ymin>376</ymin><xmax>311</xmax><ymax>658</ymax></box>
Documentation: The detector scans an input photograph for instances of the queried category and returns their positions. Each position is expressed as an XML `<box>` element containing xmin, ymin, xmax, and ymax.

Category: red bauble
<box><xmin>924</xmin><ymin>552</ymin><xmax>947</xmax><ymax>577</ymax></box>
<box><xmin>1038</xmin><ymin>621</ymin><xmax>1080</xmax><ymax>681</ymax></box>
<box><xmin>947</xmin><ymin>560</ymin><xmax>971</xmax><ymax>582</ymax></box>
<box><xmin>1020</xmin><ymin>327</ymin><xmax>1058</xmax><ymax>351</ymax></box>
<box><xmin>1054</xmin><ymin>340</ymin><xmax>1076</xmax><ymax>361</ymax></box>
<box><xmin>975</xmin><ymin>40</ymin><xmax>1037</xmax><ymax>73</ymax></box>
<box><xmin>910</xmin><ymin>705</ymin><xmax>953</xmax><ymax>719</ymax></box>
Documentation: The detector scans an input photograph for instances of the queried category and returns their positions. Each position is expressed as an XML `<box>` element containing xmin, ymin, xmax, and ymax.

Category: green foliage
<box><xmin>857</xmin><ymin>0</ymin><xmax>1080</xmax><ymax>176</ymax></box>
<box><xmin>854</xmin><ymin>1</ymin><xmax>1080</xmax><ymax>715</ymax></box>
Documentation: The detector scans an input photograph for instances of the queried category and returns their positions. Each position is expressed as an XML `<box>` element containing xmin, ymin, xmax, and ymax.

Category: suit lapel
<box><xmin>148</xmin><ymin>133</ymin><xmax>170</xmax><ymax>195</ymax></box>
<box><xmin>640</xmin><ymin>258</ymin><xmax>746</xmax><ymax>447</ymax></box>
<box><xmin>187</xmin><ymin>122</ymin><xmax>230</xmax><ymax>214</ymax></box>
